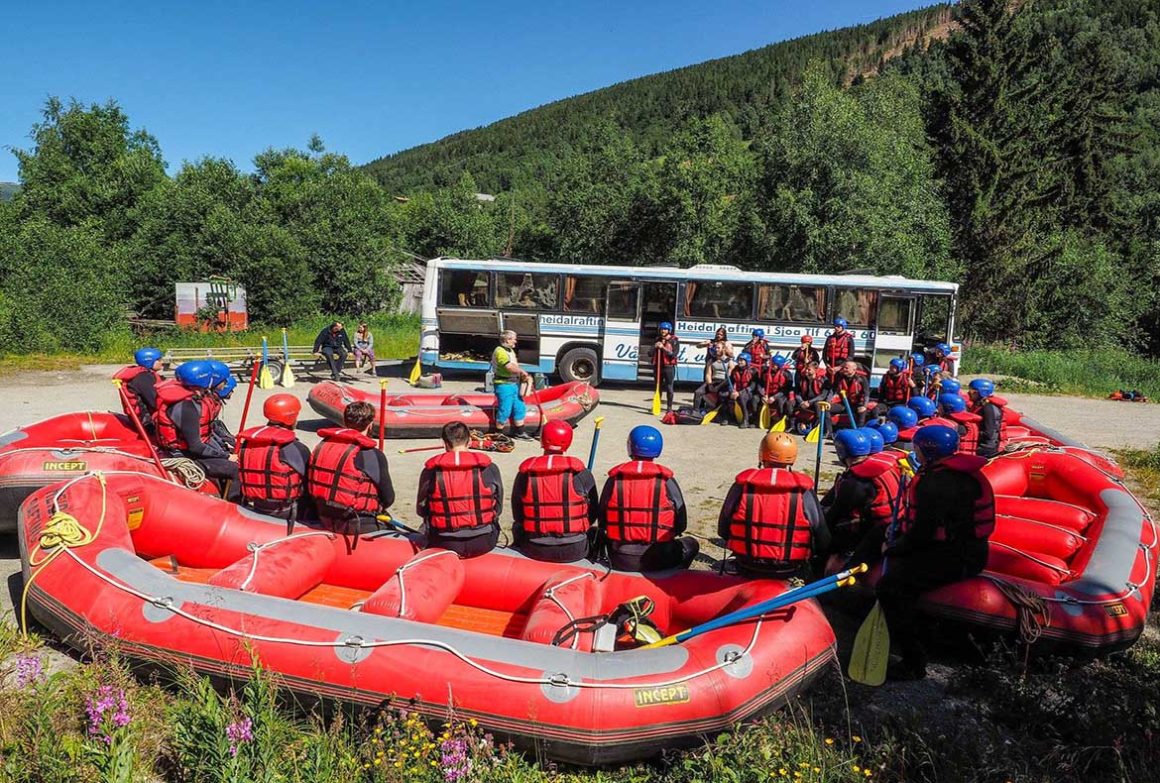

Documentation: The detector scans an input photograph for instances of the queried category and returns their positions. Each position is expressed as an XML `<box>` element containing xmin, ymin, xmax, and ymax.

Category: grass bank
<box><xmin>0</xmin><ymin>314</ymin><xmax>421</xmax><ymax>376</ymax></box>
<box><xmin>963</xmin><ymin>345</ymin><xmax>1160</xmax><ymax>399</ymax></box>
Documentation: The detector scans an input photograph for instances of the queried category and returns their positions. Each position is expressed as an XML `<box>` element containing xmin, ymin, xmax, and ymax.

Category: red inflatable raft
<box><xmin>18</xmin><ymin>472</ymin><xmax>835</xmax><ymax>765</ymax></box>
<box><xmin>306</xmin><ymin>381</ymin><xmax>599</xmax><ymax>439</ymax></box>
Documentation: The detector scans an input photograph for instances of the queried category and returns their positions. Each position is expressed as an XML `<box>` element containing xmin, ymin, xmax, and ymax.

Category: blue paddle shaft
<box><xmin>587</xmin><ymin>429</ymin><xmax>602</xmax><ymax>472</ymax></box>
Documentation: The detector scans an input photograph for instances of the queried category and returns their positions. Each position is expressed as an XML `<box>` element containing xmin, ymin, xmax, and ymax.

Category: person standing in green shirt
<box><xmin>492</xmin><ymin>330</ymin><xmax>535</xmax><ymax>441</ymax></box>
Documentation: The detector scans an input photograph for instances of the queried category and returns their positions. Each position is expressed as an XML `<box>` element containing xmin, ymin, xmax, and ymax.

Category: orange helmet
<box><xmin>263</xmin><ymin>394</ymin><xmax>301</xmax><ymax>427</ymax></box>
<box><xmin>801</xmin><ymin>335</ymin><xmax>813</xmax><ymax>344</ymax></box>
<box><xmin>760</xmin><ymin>431</ymin><xmax>798</xmax><ymax>466</ymax></box>
<box><xmin>541</xmin><ymin>420</ymin><xmax>574</xmax><ymax>454</ymax></box>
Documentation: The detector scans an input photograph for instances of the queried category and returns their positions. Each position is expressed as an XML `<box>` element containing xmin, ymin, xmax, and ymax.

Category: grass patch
<box><xmin>963</xmin><ymin>345</ymin><xmax>1160</xmax><ymax>399</ymax></box>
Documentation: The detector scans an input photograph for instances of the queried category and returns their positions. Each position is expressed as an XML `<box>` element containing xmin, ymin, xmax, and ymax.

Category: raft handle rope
<box><xmin>389</xmin><ymin>549</ymin><xmax>459</xmax><ymax>618</ymax></box>
<box><xmin>237</xmin><ymin>532</ymin><xmax>337</xmax><ymax>592</ymax></box>
<box><xmin>540</xmin><ymin>572</ymin><xmax>596</xmax><ymax>650</ymax></box>
<box><xmin>984</xmin><ymin>576</ymin><xmax>1051</xmax><ymax>644</ymax></box>
<box><xmin>0</xmin><ymin>446</ymin><xmax>206</xmax><ymax>489</ymax></box>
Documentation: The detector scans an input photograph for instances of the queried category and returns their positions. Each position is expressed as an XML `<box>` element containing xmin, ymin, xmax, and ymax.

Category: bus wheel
<box><xmin>558</xmin><ymin>347</ymin><xmax>600</xmax><ymax>386</ymax></box>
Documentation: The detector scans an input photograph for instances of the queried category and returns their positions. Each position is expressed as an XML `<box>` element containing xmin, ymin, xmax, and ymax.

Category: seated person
<box><xmin>694</xmin><ymin>352</ymin><xmax>731</xmax><ymax>414</ymax></box>
<box><xmin>938</xmin><ymin>393</ymin><xmax>982</xmax><ymax>456</ymax></box>
<box><xmin>968</xmin><ymin>378</ymin><xmax>1006</xmax><ymax>457</ymax></box>
<box><xmin>113</xmin><ymin>347</ymin><xmax>164</xmax><ymax>430</ymax></box>
<box><xmin>307</xmin><ymin>401</ymin><xmax>394</xmax><ymax>535</ymax></box>
<box><xmin>728</xmin><ymin>352</ymin><xmax>761</xmax><ymax>429</ymax></box>
<box><xmin>353</xmin><ymin>322</ymin><xmax>375</xmax><ymax>374</ymax></box>
<box><xmin>760</xmin><ymin>355</ymin><xmax>795</xmax><ymax>423</ymax></box>
<box><xmin>872</xmin><ymin>358</ymin><xmax>914</xmax><ymax>421</ymax></box>
<box><xmin>511</xmin><ymin>421</ymin><xmax>598</xmax><ymax>563</ymax></box>
<box><xmin>718</xmin><ymin>432</ymin><xmax>827</xmax><ymax>579</ymax></box>
<box><xmin>417</xmin><ymin>421</ymin><xmax>504</xmax><ymax>558</ymax></box>
<box><xmin>313</xmin><ymin>321</ymin><xmax>354</xmax><ymax>381</ymax></box>
<box><xmin>598</xmin><ymin>426</ymin><xmax>698</xmax><ymax>572</ymax></box>
<box><xmin>154</xmin><ymin>360</ymin><xmax>240</xmax><ymax>501</ymax></box>
<box><xmin>822</xmin><ymin>429</ymin><xmax>903</xmax><ymax>571</ymax></box>
<box><xmin>830</xmin><ymin>360</ymin><xmax>870</xmax><ymax>428</ymax></box>
<box><xmin>237</xmin><ymin>394</ymin><xmax>311</xmax><ymax>522</ymax></box>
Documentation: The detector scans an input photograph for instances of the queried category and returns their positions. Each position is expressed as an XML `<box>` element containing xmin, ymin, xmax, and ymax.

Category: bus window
<box><xmin>606</xmin><ymin>282</ymin><xmax>639</xmax><ymax>320</ymax></box>
<box><xmin>684</xmin><ymin>281</ymin><xmax>753</xmax><ymax>320</ymax></box>
<box><xmin>834</xmin><ymin>288</ymin><xmax>878</xmax><ymax>327</ymax></box>
<box><xmin>877</xmin><ymin>296</ymin><xmax>914</xmax><ymax>334</ymax></box>
<box><xmin>496</xmin><ymin>272</ymin><xmax>560</xmax><ymax>310</ymax></box>
<box><xmin>755</xmin><ymin>284</ymin><xmax>825</xmax><ymax>323</ymax></box>
<box><xmin>440</xmin><ymin>271</ymin><xmax>491</xmax><ymax>308</ymax></box>
<box><xmin>563</xmin><ymin>276</ymin><xmax>606</xmax><ymax>314</ymax></box>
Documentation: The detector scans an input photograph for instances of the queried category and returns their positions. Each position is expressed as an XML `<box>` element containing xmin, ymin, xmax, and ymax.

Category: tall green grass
<box><xmin>963</xmin><ymin>345</ymin><xmax>1160</xmax><ymax>399</ymax></box>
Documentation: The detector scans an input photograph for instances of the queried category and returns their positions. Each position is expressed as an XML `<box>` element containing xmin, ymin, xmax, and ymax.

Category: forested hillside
<box><xmin>1</xmin><ymin>0</ymin><xmax>1157</xmax><ymax>357</ymax></box>
<box><xmin>362</xmin><ymin>5</ymin><xmax>955</xmax><ymax>193</ymax></box>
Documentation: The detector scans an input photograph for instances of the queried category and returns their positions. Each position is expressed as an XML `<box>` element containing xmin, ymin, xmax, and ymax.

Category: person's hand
<box><xmin>857</xmin><ymin>405</ymin><xmax>866</xmax><ymax>414</ymax></box>
<box><xmin>228</xmin><ymin>453</ymin><xmax>238</xmax><ymax>463</ymax></box>
<box><xmin>730</xmin><ymin>391</ymin><xmax>739</xmax><ymax>400</ymax></box>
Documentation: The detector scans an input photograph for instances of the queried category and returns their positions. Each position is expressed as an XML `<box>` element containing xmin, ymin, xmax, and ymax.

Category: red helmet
<box><xmin>801</xmin><ymin>335</ymin><xmax>813</xmax><ymax>344</ymax></box>
<box><xmin>541</xmin><ymin>420</ymin><xmax>574</xmax><ymax>454</ymax></box>
<box><xmin>263</xmin><ymin>394</ymin><xmax>301</xmax><ymax>427</ymax></box>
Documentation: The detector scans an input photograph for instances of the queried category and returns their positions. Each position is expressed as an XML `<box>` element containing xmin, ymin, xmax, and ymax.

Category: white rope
<box><xmin>390</xmin><ymin>549</ymin><xmax>459</xmax><ymax>618</ymax></box>
<box><xmin>542</xmin><ymin>572</ymin><xmax>596</xmax><ymax>650</ymax></box>
<box><xmin>237</xmin><ymin>532</ymin><xmax>336</xmax><ymax>591</ymax></box>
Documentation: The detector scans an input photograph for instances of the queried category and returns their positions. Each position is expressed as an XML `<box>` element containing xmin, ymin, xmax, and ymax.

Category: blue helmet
<box><xmin>889</xmin><ymin>358</ymin><xmax>906</xmax><ymax>372</ymax></box>
<box><xmin>908</xmin><ymin>396</ymin><xmax>937</xmax><ymax>419</ymax></box>
<box><xmin>752</xmin><ymin>328</ymin><xmax>765</xmax><ymax>339</ymax></box>
<box><xmin>969</xmin><ymin>378</ymin><xmax>995</xmax><ymax>398</ymax></box>
<box><xmin>888</xmin><ymin>405</ymin><xmax>918</xmax><ymax>429</ymax></box>
<box><xmin>737</xmin><ymin>352</ymin><xmax>752</xmax><ymax>364</ymax></box>
<box><xmin>935</xmin><ymin>342</ymin><xmax>952</xmax><ymax>356</ymax></box>
<box><xmin>833</xmin><ymin>429</ymin><xmax>872</xmax><ymax>461</ymax></box>
<box><xmin>913</xmin><ymin>425</ymin><xmax>960</xmax><ymax>465</ymax></box>
<box><xmin>911</xmin><ymin>353</ymin><xmax>925</xmax><ymax>367</ymax></box>
<box><xmin>134</xmin><ymin>347</ymin><xmax>162</xmax><ymax>369</ymax></box>
<box><xmin>940</xmin><ymin>378</ymin><xmax>962</xmax><ymax>394</ymax></box>
<box><xmin>834</xmin><ymin>317</ymin><xmax>848</xmax><ymax>329</ymax></box>
<box><xmin>876</xmin><ymin>421</ymin><xmax>899</xmax><ymax>445</ymax></box>
<box><xmin>208</xmin><ymin>361</ymin><xmax>232</xmax><ymax>385</ymax></box>
<box><xmin>659</xmin><ymin>322</ymin><xmax>673</xmax><ymax>332</ymax></box>
<box><xmin>217</xmin><ymin>373</ymin><xmax>237</xmax><ymax>399</ymax></box>
<box><xmin>772</xmin><ymin>355</ymin><xmax>787</xmax><ymax>369</ymax></box>
<box><xmin>628</xmin><ymin>425</ymin><xmax>663</xmax><ymax>459</ymax></box>
<box><xmin>938</xmin><ymin>393</ymin><xmax>966</xmax><ymax>414</ymax></box>
<box><xmin>175</xmin><ymin>360</ymin><xmax>216</xmax><ymax>389</ymax></box>
<box><xmin>859</xmin><ymin>427</ymin><xmax>885</xmax><ymax>455</ymax></box>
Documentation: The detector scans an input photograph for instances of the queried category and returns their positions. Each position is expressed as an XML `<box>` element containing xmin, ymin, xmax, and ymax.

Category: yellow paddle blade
<box><xmin>848</xmin><ymin>601</ymin><xmax>890</xmax><ymax>687</ymax></box>
<box><xmin>651</xmin><ymin>389</ymin><xmax>662</xmax><ymax>416</ymax></box>
<box><xmin>759</xmin><ymin>404</ymin><xmax>771</xmax><ymax>430</ymax></box>
<box><xmin>258</xmin><ymin>366</ymin><xmax>275</xmax><ymax>390</ymax></box>
<box><xmin>280</xmin><ymin>363</ymin><xmax>295</xmax><ymax>388</ymax></box>
<box><xmin>805</xmin><ymin>422</ymin><xmax>821</xmax><ymax>443</ymax></box>
<box><xmin>733</xmin><ymin>402</ymin><xmax>744</xmax><ymax>424</ymax></box>
<box><xmin>408</xmin><ymin>353</ymin><xmax>422</xmax><ymax>385</ymax></box>
<box><xmin>700</xmin><ymin>409</ymin><xmax>718</xmax><ymax>425</ymax></box>
<box><xmin>770</xmin><ymin>416</ymin><xmax>787</xmax><ymax>433</ymax></box>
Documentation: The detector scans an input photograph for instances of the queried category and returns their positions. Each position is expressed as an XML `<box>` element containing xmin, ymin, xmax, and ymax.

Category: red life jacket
<box><xmin>763</xmin><ymin>367</ymin><xmax>794</xmax><ymax>397</ymax></box>
<box><xmin>833</xmin><ymin>373</ymin><xmax>867</xmax><ymax>406</ymax></box>
<box><xmin>879</xmin><ymin>371</ymin><xmax>910</xmax><ymax>405</ymax></box>
<box><xmin>112</xmin><ymin>365</ymin><xmax>158</xmax><ymax>421</ymax></box>
<box><xmin>823</xmin><ymin>331</ymin><xmax>854</xmax><ymax>366</ymax></box>
<box><xmin>846</xmin><ymin>456</ymin><xmax>903</xmax><ymax>529</ymax></box>
<box><xmin>238</xmin><ymin>425</ymin><xmax>304</xmax><ymax>504</ymax></box>
<box><xmin>795</xmin><ymin>371</ymin><xmax>825</xmax><ymax>400</ymax></box>
<box><xmin>308</xmin><ymin>428</ymin><xmax>380</xmax><ymax>515</ymax></box>
<box><xmin>791</xmin><ymin>346</ymin><xmax>820</xmax><ymax>373</ymax></box>
<box><xmin>899</xmin><ymin>455</ymin><xmax>995</xmax><ymax>542</ymax></box>
<box><xmin>948</xmin><ymin>411</ymin><xmax>982</xmax><ymax>455</ymax></box>
<box><xmin>422</xmin><ymin>450</ymin><xmax>499</xmax><ymax>532</ymax></box>
<box><xmin>515</xmin><ymin>454</ymin><xmax>591</xmax><ymax>537</ymax></box>
<box><xmin>603</xmin><ymin>460</ymin><xmax>677</xmax><ymax>544</ymax></box>
<box><xmin>730</xmin><ymin>365</ymin><xmax>757</xmax><ymax>390</ymax></box>
<box><xmin>970</xmin><ymin>396</ymin><xmax>1009</xmax><ymax>444</ymax></box>
<box><xmin>657</xmin><ymin>335</ymin><xmax>679</xmax><ymax>367</ymax></box>
<box><xmin>743</xmin><ymin>339</ymin><xmax>770</xmax><ymax>370</ymax></box>
<box><xmin>154</xmin><ymin>380</ymin><xmax>219</xmax><ymax>451</ymax></box>
<box><xmin>726</xmin><ymin>468</ymin><xmax>816</xmax><ymax>562</ymax></box>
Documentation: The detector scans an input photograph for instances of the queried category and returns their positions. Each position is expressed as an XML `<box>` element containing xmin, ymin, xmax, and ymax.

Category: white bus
<box><xmin>418</xmin><ymin>258</ymin><xmax>960</xmax><ymax>387</ymax></box>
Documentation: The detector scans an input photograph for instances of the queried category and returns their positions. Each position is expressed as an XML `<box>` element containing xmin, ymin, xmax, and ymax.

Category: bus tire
<box><xmin>558</xmin><ymin>346</ymin><xmax>600</xmax><ymax>386</ymax></box>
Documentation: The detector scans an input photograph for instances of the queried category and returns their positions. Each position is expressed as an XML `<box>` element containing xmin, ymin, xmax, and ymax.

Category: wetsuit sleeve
<box><xmin>356</xmin><ymin>449</ymin><xmax>394</xmax><ymax>510</ymax></box>
<box><xmin>174</xmin><ymin>401</ymin><xmax>229</xmax><ymax>458</ymax></box>
<box><xmin>823</xmin><ymin>475</ymin><xmax>872</xmax><ymax>529</ymax></box>
<box><xmin>978</xmin><ymin>403</ymin><xmax>1003</xmax><ymax>453</ymax></box>
<box><xmin>717</xmin><ymin>483</ymin><xmax>743</xmax><ymax>540</ymax></box>
<box><xmin>510</xmin><ymin>472</ymin><xmax>527</xmax><ymax>527</ymax></box>
<box><xmin>484</xmin><ymin>463</ymin><xmax>504</xmax><ymax>519</ymax></box>
<box><xmin>415</xmin><ymin>467</ymin><xmax>433</xmax><ymax>521</ymax></box>
<box><xmin>804</xmin><ymin>490</ymin><xmax>831</xmax><ymax>555</ymax></box>
<box><xmin>666</xmin><ymin>478</ymin><xmax>687</xmax><ymax>535</ymax></box>
<box><xmin>281</xmin><ymin>442</ymin><xmax>310</xmax><ymax>478</ymax></box>
<box><xmin>128</xmin><ymin>372</ymin><xmax>158</xmax><ymax>412</ymax></box>
<box><xmin>597</xmin><ymin>476</ymin><xmax>614</xmax><ymax>530</ymax></box>
<box><xmin>575</xmin><ymin>470</ymin><xmax>600</xmax><ymax>526</ymax></box>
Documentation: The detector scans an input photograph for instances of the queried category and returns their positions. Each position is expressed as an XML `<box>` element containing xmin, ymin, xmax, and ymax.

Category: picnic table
<box><xmin>162</xmin><ymin>343</ymin><xmax>362</xmax><ymax>381</ymax></box>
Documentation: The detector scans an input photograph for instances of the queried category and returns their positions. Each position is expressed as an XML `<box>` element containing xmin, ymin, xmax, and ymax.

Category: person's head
<box><xmin>912</xmin><ymin>425</ymin><xmax>960</xmax><ymax>468</ymax></box>
<box><xmin>500</xmin><ymin>329</ymin><xmax>518</xmax><ymax>348</ymax></box>
<box><xmin>876</xmin><ymin>421</ymin><xmax>900</xmax><ymax>446</ymax></box>
<box><xmin>968</xmin><ymin>378</ymin><xmax>995</xmax><ymax>402</ymax></box>
<box><xmin>659</xmin><ymin>321</ymin><xmax>673</xmax><ymax>336</ymax></box>
<box><xmin>941</xmin><ymin>378</ymin><xmax>962</xmax><ymax>395</ymax></box>
<box><xmin>751</xmin><ymin>328</ymin><xmax>765</xmax><ymax>341</ymax></box>
<box><xmin>714</xmin><ymin>327</ymin><xmax>728</xmax><ymax>341</ymax></box>
<box><xmin>264</xmin><ymin>394</ymin><xmax>301</xmax><ymax>427</ymax></box>
<box><xmin>357</xmin><ymin>322</ymin><xmax>369</xmax><ymax>334</ymax></box>
<box><xmin>888</xmin><ymin>358</ymin><xmax>905</xmax><ymax>375</ymax></box>
<box><xmin>441</xmin><ymin>421</ymin><xmax>471</xmax><ymax>451</ymax></box>
<box><xmin>343</xmin><ymin>401</ymin><xmax>376</xmax><ymax>433</ymax></box>
<box><xmin>833</xmin><ymin>429</ymin><xmax>872</xmax><ymax>466</ymax></box>
<box><xmin>772</xmin><ymin>355</ymin><xmax>788</xmax><ymax>370</ymax></box>
<box><xmin>135</xmin><ymin>347</ymin><xmax>163</xmax><ymax>371</ymax></box>
<box><xmin>208</xmin><ymin>361</ymin><xmax>236</xmax><ymax>399</ymax></box>
<box><xmin>938</xmin><ymin>393</ymin><xmax>967</xmax><ymax>415</ymax></box>
<box><xmin>860</xmin><ymin>427</ymin><xmax>885</xmax><ymax>455</ymax></box>
<box><xmin>540</xmin><ymin>420</ymin><xmax>574</xmax><ymax>455</ymax></box>
<box><xmin>841</xmin><ymin>360</ymin><xmax>859</xmax><ymax>378</ymax></box>
<box><xmin>330</xmin><ymin>321</ymin><xmax>344</xmax><ymax>334</ymax></box>
<box><xmin>800</xmin><ymin>335</ymin><xmax>813</xmax><ymax>346</ymax></box>
<box><xmin>833</xmin><ymin>317</ymin><xmax>848</xmax><ymax>332</ymax></box>
<box><xmin>627</xmin><ymin>425</ymin><xmax>663</xmax><ymax>461</ymax></box>
<box><xmin>759</xmin><ymin>431</ymin><xmax>797</xmax><ymax>468</ymax></box>
<box><xmin>888</xmin><ymin>405</ymin><xmax>918</xmax><ymax>430</ymax></box>
<box><xmin>736</xmin><ymin>352</ymin><xmax>751</xmax><ymax>367</ymax></box>
<box><xmin>935</xmin><ymin>342</ymin><xmax>951</xmax><ymax>358</ymax></box>
<box><xmin>911</xmin><ymin>352</ymin><xmax>925</xmax><ymax>368</ymax></box>
<box><xmin>175</xmin><ymin>360</ymin><xmax>215</xmax><ymax>391</ymax></box>
<box><xmin>907</xmin><ymin>396</ymin><xmax>937</xmax><ymax>421</ymax></box>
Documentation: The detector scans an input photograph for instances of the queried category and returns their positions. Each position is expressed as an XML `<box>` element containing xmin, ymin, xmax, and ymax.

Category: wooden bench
<box><xmin>163</xmin><ymin>345</ymin><xmax>362</xmax><ymax>381</ymax></box>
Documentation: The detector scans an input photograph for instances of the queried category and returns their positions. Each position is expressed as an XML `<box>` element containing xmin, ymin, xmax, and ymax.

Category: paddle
<box><xmin>651</xmin><ymin>349</ymin><xmax>662</xmax><ymax>416</ymax></box>
<box><xmin>759</xmin><ymin>402</ymin><xmax>771</xmax><ymax>430</ymax></box>
<box><xmin>587</xmin><ymin>416</ymin><xmax>605</xmax><ymax>472</ymax></box>
<box><xmin>643</xmin><ymin>564</ymin><xmax>868</xmax><ymax>648</ymax></box>
<box><xmin>805</xmin><ymin>392</ymin><xmax>827</xmax><ymax>443</ymax></box>
<box><xmin>408</xmin><ymin>346</ymin><xmax>423</xmax><ymax>386</ymax></box>
<box><xmin>840</xmin><ymin>389</ymin><xmax>857</xmax><ymax>428</ymax></box>
<box><xmin>378</xmin><ymin>379</ymin><xmax>388</xmax><ymax>450</ymax></box>
<box><xmin>236</xmin><ymin>361</ymin><xmax>261</xmax><ymax>448</ymax></box>
<box><xmin>376</xmin><ymin>513</ymin><xmax>421</xmax><ymax>536</ymax></box>
<box><xmin>701</xmin><ymin>366</ymin><xmax>731</xmax><ymax>425</ymax></box>
<box><xmin>280</xmin><ymin>328</ymin><xmax>295</xmax><ymax>388</ymax></box>
<box><xmin>258</xmin><ymin>336</ymin><xmax>275</xmax><ymax>389</ymax></box>
<box><xmin>770</xmin><ymin>415</ymin><xmax>787</xmax><ymax>432</ymax></box>
<box><xmin>811</xmin><ymin>401</ymin><xmax>830</xmax><ymax>489</ymax></box>
<box><xmin>112</xmin><ymin>379</ymin><xmax>167</xmax><ymax>476</ymax></box>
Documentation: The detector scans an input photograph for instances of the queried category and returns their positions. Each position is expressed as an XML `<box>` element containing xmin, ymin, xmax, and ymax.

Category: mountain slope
<box><xmin>362</xmin><ymin>4</ymin><xmax>953</xmax><ymax>193</ymax></box>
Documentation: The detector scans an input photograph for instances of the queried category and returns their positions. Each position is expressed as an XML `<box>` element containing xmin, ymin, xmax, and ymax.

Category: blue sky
<box><xmin>0</xmin><ymin>1</ymin><xmax>936</xmax><ymax>182</ymax></box>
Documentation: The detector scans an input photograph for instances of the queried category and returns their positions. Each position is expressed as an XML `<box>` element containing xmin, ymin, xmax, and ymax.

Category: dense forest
<box><xmin>1</xmin><ymin>0</ymin><xmax>1157</xmax><ymax>355</ymax></box>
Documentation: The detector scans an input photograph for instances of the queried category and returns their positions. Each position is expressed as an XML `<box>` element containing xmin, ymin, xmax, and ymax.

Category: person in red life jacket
<box><xmin>511</xmin><ymin>420</ymin><xmax>598</xmax><ymax>563</ymax></box>
<box><xmin>938</xmin><ymin>393</ymin><xmax>982</xmax><ymax>456</ymax></box>
<box><xmin>717</xmin><ymin>431</ymin><xmax>828</xmax><ymax>579</ymax></box>
<box><xmin>872</xmin><ymin>358</ymin><xmax>914</xmax><ymax>421</ymax></box>
<box><xmin>877</xmin><ymin>425</ymin><xmax>994</xmax><ymax>680</ymax></box>
<box><xmin>822</xmin><ymin>317</ymin><xmax>855</xmax><ymax>381</ymax></box>
<box><xmin>741</xmin><ymin>328</ymin><xmax>771</xmax><ymax>375</ymax></box>
<box><xmin>237</xmin><ymin>394</ymin><xmax>311</xmax><ymax>521</ymax></box>
<box><xmin>652</xmin><ymin>322</ymin><xmax>680</xmax><ymax>414</ymax></box>
<box><xmin>791</xmin><ymin>335</ymin><xmax>820</xmax><ymax>376</ymax></box>
<box><xmin>728</xmin><ymin>352</ymin><xmax>761</xmax><ymax>429</ymax></box>
<box><xmin>967</xmin><ymin>378</ymin><xmax>1004</xmax><ymax>457</ymax></box>
<box><xmin>929</xmin><ymin>342</ymin><xmax>954</xmax><ymax>374</ymax></box>
<box><xmin>417</xmin><ymin>421</ymin><xmax>504</xmax><ymax>558</ymax></box>
<box><xmin>154</xmin><ymin>360</ymin><xmax>241</xmax><ymax>501</ymax></box>
<box><xmin>830</xmin><ymin>361</ymin><xmax>870</xmax><ymax>428</ymax></box>
<box><xmin>792</xmin><ymin>362</ymin><xmax>829</xmax><ymax>434</ymax></box>
<box><xmin>760</xmin><ymin>354</ymin><xmax>795</xmax><ymax>423</ymax></box>
<box><xmin>869</xmin><ymin>421</ymin><xmax>908</xmax><ymax>464</ymax></box>
<box><xmin>888</xmin><ymin>405</ymin><xmax>919</xmax><ymax>443</ymax></box>
<box><xmin>113</xmin><ymin>347</ymin><xmax>164</xmax><ymax>431</ymax></box>
<box><xmin>821</xmin><ymin>429</ymin><xmax>902</xmax><ymax>570</ymax></box>
<box><xmin>308</xmin><ymin>401</ymin><xmax>395</xmax><ymax>535</ymax></box>
<box><xmin>907</xmin><ymin>395</ymin><xmax>937</xmax><ymax>424</ymax></box>
<box><xmin>598</xmin><ymin>425</ymin><xmax>698</xmax><ymax>572</ymax></box>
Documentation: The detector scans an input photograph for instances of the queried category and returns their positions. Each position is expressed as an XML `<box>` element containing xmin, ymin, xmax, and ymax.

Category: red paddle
<box><xmin>235</xmin><ymin>361</ymin><xmax>261</xmax><ymax>454</ymax></box>
<box><xmin>378</xmin><ymin>379</ymin><xmax>388</xmax><ymax>450</ymax></box>
<box><xmin>112</xmin><ymin>379</ymin><xmax>168</xmax><ymax>476</ymax></box>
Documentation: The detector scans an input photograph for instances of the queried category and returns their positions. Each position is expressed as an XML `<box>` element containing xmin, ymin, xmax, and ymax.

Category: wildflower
<box><xmin>468</xmin><ymin>718</ymin><xmax>478</xmax><ymax>727</ymax></box>
<box><xmin>824</xmin><ymin>737</ymin><xmax>834</xmax><ymax>745</ymax></box>
<box><xmin>813</xmin><ymin>767</ymin><xmax>820</xmax><ymax>773</ymax></box>
<box><xmin>864</xmin><ymin>771</ymin><xmax>872</xmax><ymax>778</ymax></box>
<box><xmin>85</xmin><ymin>685</ymin><xmax>131</xmax><ymax>744</ymax></box>
<box><xmin>852</xmin><ymin>765</ymin><xmax>861</xmax><ymax>773</ymax></box>
<box><xmin>779</xmin><ymin>769</ymin><xmax>787</xmax><ymax>776</ymax></box>
<box><xmin>225</xmin><ymin>717</ymin><xmax>253</xmax><ymax>757</ymax></box>
<box><xmin>852</xmin><ymin>735</ymin><xmax>862</xmax><ymax>743</ymax></box>
<box><xmin>441</xmin><ymin>735</ymin><xmax>472</xmax><ymax>782</ymax></box>
<box><xmin>13</xmin><ymin>653</ymin><xmax>43</xmax><ymax>688</ymax></box>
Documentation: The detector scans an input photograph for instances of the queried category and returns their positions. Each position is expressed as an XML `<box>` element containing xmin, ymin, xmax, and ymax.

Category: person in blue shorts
<box><xmin>492</xmin><ymin>330</ymin><xmax>535</xmax><ymax>440</ymax></box>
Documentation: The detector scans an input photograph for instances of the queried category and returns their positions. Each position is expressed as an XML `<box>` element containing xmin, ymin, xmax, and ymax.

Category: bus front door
<box><xmin>602</xmin><ymin>281</ymin><xmax>642</xmax><ymax>381</ymax></box>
